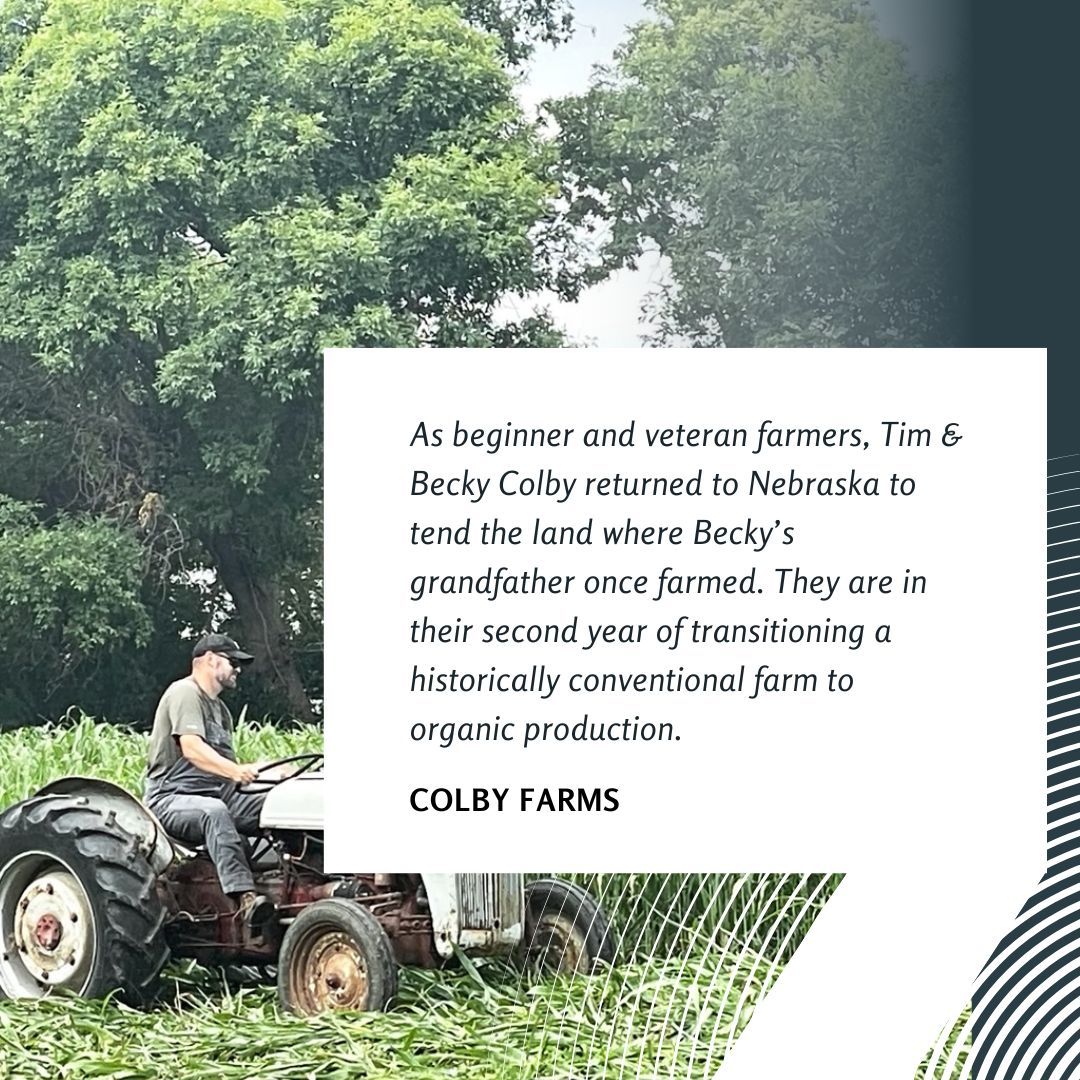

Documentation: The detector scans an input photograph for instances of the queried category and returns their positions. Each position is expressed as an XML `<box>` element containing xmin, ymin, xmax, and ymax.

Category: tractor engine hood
<box><xmin>259</xmin><ymin>771</ymin><xmax>324</xmax><ymax>830</ymax></box>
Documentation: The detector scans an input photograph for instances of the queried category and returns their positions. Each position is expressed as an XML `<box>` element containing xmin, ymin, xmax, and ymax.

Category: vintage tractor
<box><xmin>0</xmin><ymin>756</ymin><xmax>615</xmax><ymax>1013</ymax></box>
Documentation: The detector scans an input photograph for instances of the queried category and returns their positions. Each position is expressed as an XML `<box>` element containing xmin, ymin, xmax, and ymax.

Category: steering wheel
<box><xmin>236</xmin><ymin>752</ymin><xmax>324</xmax><ymax>794</ymax></box>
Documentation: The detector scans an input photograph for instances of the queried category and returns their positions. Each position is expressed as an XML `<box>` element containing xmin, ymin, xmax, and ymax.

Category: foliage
<box><xmin>569</xmin><ymin>871</ymin><xmax>841</xmax><ymax>966</ymax></box>
<box><xmin>0</xmin><ymin>961</ymin><xmax>969</xmax><ymax>1078</ymax></box>
<box><xmin>0</xmin><ymin>0</ymin><xmax>573</xmax><ymax>724</ymax></box>
<box><xmin>0</xmin><ymin>499</ymin><xmax>151</xmax><ymax>720</ymax></box>
<box><xmin>0</xmin><ymin>951</ymin><xmax>768</xmax><ymax>1079</ymax></box>
<box><xmin>0</xmin><ymin>712</ymin><xmax>323</xmax><ymax>801</ymax></box>
<box><xmin>458</xmin><ymin>0</ymin><xmax>573</xmax><ymax>65</ymax></box>
<box><xmin>550</xmin><ymin>0</ymin><xmax>968</xmax><ymax>347</ymax></box>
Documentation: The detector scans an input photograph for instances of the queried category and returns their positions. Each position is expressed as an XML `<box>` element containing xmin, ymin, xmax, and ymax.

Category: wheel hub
<box><xmin>12</xmin><ymin>871</ymin><xmax>93</xmax><ymax>987</ymax></box>
<box><xmin>303</xmin><ymin>933</ymin><xmax>367</xmax><ymax>1011</ymax></box>
<box><xmin>33</xmin><ymin>913</ymin><xmax>62</xmax><ymax>951</ymax></box>
<box><xmin>529</xmin><ymin>918</ymin><xmax>588</xmax><ymax>973</ymax></box>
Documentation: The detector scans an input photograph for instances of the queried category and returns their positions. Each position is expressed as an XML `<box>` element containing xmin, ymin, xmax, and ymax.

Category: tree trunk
<box><xmin>207</xmin><ymin>534</ymin><xmax>316</xmax><ymax>724</ymax></box>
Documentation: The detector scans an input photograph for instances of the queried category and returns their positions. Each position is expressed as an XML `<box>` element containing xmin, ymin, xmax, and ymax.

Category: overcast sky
<box><xmin>504</xmin><ymin>0</ymin><xmax>967</xmax><ymax>346</ymax></box>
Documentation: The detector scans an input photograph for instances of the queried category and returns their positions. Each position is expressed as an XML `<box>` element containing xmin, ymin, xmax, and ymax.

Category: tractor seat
<box><xmin>167</xmin><ymin>835</ymin><xmax>203</xmax><ymax>859</ymax></box>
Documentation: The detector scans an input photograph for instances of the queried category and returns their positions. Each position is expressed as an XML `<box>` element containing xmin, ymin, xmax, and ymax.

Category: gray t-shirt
<box><xmin>145</xmin><ymin>677</ymin><xmax>237</xmax><ymax>802</ymax></box>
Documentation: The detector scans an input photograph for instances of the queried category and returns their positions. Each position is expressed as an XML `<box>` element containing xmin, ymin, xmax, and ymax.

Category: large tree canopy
<box><xmin>0</xmin><ymin>0</ymin><xmax>573</xmax><ymax>725</ymax></box>
<box><xmin>550</xmin><ymin>0</ymin><xmax>968</xmax><ymax>347</ymax></box>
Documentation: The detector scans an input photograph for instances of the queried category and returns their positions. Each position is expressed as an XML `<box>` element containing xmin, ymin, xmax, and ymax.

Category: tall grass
<box><xmin>566</xmin><ymin>872</ymin><xmax>841</xmax><ymax>966</ymax></box>
<box><xmin>0</xmin><ymin>949</ymin><xmax>771</xmax><ymax>1079</ymax></box>
<box><xmin>0</xmin><ymin>712</ymin><xmax>322</xmax><ymax>807</ymax></box>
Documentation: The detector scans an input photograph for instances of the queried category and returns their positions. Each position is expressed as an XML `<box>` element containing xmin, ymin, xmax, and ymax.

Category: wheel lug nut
<box><xmin>45</xmin><ymin>883</ymin><xmax>53</xmax><ymax>895</ymax></box>
<box><xmin>70</xmin><ymin>913</ymin><xmax>78</xmax><ymax>923</ymax></box>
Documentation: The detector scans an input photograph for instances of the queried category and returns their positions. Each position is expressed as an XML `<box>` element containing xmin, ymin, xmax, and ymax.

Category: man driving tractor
<box><xmin>144</xmin><ymin>632</ymin><xmax>273</xmax><ymax>934</ymax></box>
<box><xmin>0</xmin><ymin>630</ymin><xmax>616</xmax><ymax>1012</ymax></box>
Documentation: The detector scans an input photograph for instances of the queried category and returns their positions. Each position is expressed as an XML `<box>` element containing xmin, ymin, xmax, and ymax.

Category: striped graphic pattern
<box><xmin>919</xmin><ymin>455</ymin><xmax>1080</xmax><ymax>1080</ymax></box>
<box><xmin>516</xmin><ymin>873</ymin><xmax>839</xmax><ymax>1077</ymax></box>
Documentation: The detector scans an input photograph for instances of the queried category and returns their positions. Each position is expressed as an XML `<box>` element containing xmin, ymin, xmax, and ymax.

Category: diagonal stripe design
<box><xmin>920</xmin><ymin>455</ymin><xmax>1080</xmax><ymax>1080</ymax></box>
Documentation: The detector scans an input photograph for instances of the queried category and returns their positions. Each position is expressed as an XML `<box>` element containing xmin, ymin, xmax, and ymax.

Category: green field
<box><xmin>0</xmin><ymin>718</ymin><xmax>965</xmax><ymax>1079</ymax></box>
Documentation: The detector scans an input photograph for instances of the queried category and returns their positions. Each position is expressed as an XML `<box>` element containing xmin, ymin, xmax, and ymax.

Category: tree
<box><xmin>549</xmin><ymin>0</ymin><xmax>968</xmax><ymax>347</ymax></box>
<box><xmin>0</xmin><ymin>0</ymin><xmax>573</xmax><ymax>724</ymax></box>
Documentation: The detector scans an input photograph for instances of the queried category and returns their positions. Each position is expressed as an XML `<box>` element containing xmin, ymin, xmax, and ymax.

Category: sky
<box><xmin>504</xmin><ymin>0</ymin><xmax>968</xmax><ymax>346</ymax></box>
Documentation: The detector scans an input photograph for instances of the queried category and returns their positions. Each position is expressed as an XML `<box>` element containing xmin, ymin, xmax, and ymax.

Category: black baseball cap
<box><xmin>192</xmin><ymin>633</ymin><xmax>254</xmax><ymax>664</ymax></box>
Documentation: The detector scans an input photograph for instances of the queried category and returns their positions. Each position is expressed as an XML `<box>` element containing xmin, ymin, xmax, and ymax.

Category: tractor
<box><xmin>0</xmin><ymin>755</ymin><xmax>615</xmax><ymax>1013</ymax></box>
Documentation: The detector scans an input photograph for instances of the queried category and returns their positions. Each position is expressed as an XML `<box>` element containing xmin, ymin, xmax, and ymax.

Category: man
<box><xmin>145</xmin><ymin>632</ymin><xmax>273</xmax><ymax>932</ymax></box>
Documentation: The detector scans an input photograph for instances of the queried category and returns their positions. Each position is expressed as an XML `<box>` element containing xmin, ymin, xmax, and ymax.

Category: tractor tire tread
<box><xmin>0</xmin><ymin>794</ymin><xmax>169</xmax><ymax>1003</ymax></box>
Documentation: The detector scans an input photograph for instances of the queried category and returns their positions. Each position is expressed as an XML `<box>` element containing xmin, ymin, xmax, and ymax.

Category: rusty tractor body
<box><xmin>0</xmin><ymin>758</ymin><xmax>615</xmax><ymax>1014</ymax></box>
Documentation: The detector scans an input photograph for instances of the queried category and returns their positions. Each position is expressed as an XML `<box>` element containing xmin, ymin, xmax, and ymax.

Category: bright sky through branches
<box><xmin>508</xmin><ymin>0</ymin><xmax>968</xmax><ymax>347</ymax></box>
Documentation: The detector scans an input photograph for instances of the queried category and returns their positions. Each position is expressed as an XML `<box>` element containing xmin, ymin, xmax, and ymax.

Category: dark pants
<box><xmin>150</xmin><ymin>788</ymin><xmax>266</xmax><ymax>895</ymax></box>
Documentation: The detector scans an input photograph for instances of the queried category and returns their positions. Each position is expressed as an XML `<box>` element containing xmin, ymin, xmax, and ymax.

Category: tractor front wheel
<box><xmin>522</xmin><ymin>877</ymin><xmax>617</xmax><ymax>974</ymax></box>
<box><xmin>277</xmin><ymin>898</ymin><xmax>397</xmax><ymax>1016</ymax></box>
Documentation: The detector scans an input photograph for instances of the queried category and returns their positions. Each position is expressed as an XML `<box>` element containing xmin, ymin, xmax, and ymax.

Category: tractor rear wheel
<box><xmin>278</xmin><ymin>898</ymin><xmax>397</xmax><ymax>1015</ymax></box>
<box><xmin>522</xmin><ymin>877</ymin><xmax>617</xmax><ymax>974</ymax></box>
<box><xmin>0</xmin><ymin>795</ymin><xmax>168</xmax><ymax>1003</ymax></box>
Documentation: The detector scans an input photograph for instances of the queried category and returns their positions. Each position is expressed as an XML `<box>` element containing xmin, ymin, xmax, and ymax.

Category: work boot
<box><xmin>236</xmin><ymin>891</ymin><xmax>274</xmax><ymax>937</ymax></box>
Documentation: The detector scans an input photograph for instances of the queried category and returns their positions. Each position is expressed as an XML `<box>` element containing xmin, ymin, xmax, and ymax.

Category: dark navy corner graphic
<box><xmin>964</xmin><ymin>0</ymin><xmax>1076</xmax><ymax>1061</ymax></box>
<box><xmin>965</xmin><ymin>458</ymin><xmax>1080</xmax><ymax>1079</ymax></box>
